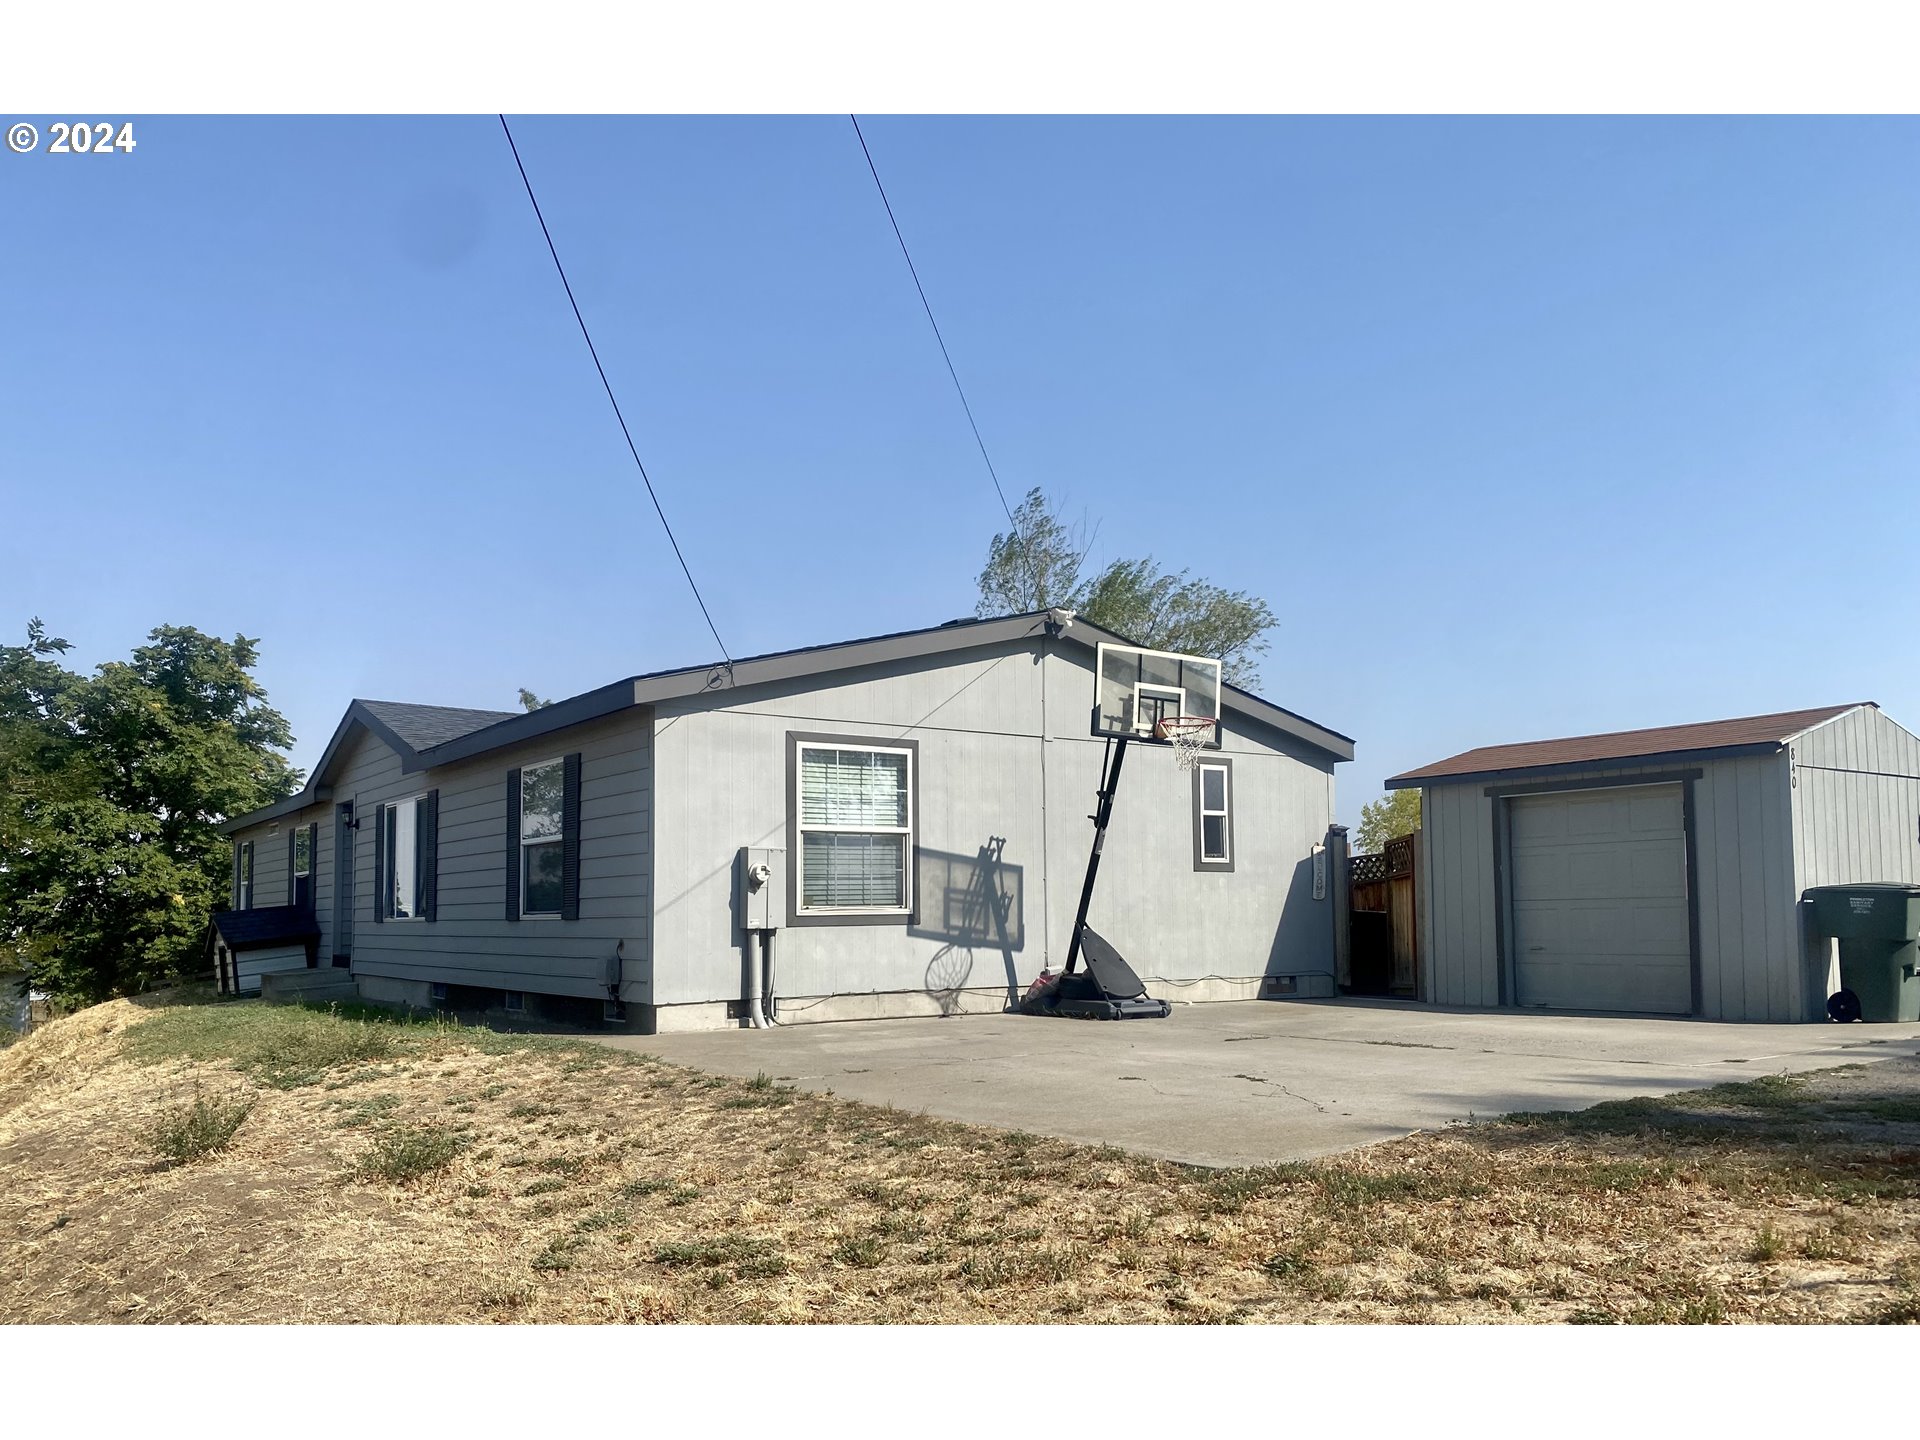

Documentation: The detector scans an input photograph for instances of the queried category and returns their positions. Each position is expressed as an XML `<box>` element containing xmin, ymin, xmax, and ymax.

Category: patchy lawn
<box><xmin>2</xmin><ymin>993</ymin><xmax>1918</xmax><ymax>1324</ymax></box>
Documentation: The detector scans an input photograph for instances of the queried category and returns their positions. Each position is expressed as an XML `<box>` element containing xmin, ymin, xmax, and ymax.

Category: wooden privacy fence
<box><xmin>1348</xmin><ymin>831</ymin><xmax>1420</xmax><ymax>997</ymax></box>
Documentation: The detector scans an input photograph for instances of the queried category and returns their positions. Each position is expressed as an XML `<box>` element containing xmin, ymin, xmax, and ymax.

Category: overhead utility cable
<box><xmin>498</xmin><ymin>114</ymin><xmax>733</xmax><ymax>667</ymax></box>
<box><xmin>849</xmin><ymin>115</ymin><xmax>1047</xmax><ymax>611</ymax></box>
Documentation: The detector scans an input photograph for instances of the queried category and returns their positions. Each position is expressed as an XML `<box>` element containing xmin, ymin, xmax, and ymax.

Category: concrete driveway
<box><xmin>594</xmin><ymin>999</ymin><xmax>1920</xmax><ymax>1168</ymax></box>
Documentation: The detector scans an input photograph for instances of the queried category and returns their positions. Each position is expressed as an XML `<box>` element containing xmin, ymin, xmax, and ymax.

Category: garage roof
<box><xmin>1386</xmin><ymin>703</ymin><xmax>1870</xmax><ymax>788</ymax></box>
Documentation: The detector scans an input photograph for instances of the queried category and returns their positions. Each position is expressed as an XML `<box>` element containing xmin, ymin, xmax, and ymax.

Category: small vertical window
<box><xmin>238</xmin><ymin>841</ymin><xmax>254</xmax><ymax>910</ymax></box>
<box><xmin>520</xmin><ymin>759</ymin><xmax>565</xmax><ymax>915</ymax></box>
<box><xmin>291</xmin><ymin>823</ymin><xmax>315</xmax><ymax>910</ymax></box>
<box><xmin>382</xmin><ymin>796</ymin><xmax>427</xmax><ymax>919</ymax></box>
<box><xmin>1193</xmin><ymin>761</ymin><xmax>1233</xmax><ymax>871</ymax></box>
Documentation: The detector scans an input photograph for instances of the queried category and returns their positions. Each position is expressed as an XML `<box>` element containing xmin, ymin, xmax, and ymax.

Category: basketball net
<box><xmin>1154</xmin><ymin>716</ymin><xmax>1216</xmax><ymax>771</ymax></box>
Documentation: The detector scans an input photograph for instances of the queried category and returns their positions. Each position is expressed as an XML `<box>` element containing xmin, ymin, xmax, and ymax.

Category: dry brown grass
<box><xmin>3</xmin><ymin>995</ymin><xmax>1919</xmax><ymax>1324</ymax></box>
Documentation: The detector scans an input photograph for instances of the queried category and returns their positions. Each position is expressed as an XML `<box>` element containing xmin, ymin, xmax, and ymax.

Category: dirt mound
<box><xmin>0</xmin><ymin>998</ymin><xmax>146</xmax><ymax>1122</ymax></box>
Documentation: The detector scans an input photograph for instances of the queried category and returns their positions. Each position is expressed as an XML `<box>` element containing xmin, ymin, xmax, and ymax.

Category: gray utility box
<box><xmin>1805</xmin><ymin>884</ymin><xmax>1920</xmax><ymax>1023</ymax></box>
<box><xmin>736</xmin><ymin>847</ymin><xmax>785</xmax><ymax>933</ymax></box>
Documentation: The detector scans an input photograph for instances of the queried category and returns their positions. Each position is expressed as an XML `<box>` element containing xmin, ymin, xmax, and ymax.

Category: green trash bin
<box><xmin>1804</xmin><ymin>884</ymin><xmax>1920</xmax><ymax>1023</ymax></box>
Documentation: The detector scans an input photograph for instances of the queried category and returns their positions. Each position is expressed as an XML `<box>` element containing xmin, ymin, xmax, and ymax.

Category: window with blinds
<box><xmin>797</xmin><ymin>743</ymin><xmax>912</xmax><ymax>911</ymax></box>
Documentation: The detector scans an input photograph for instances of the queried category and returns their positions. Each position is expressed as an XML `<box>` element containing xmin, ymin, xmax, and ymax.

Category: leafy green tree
<box><xmin>0</xmin><ymin>621</ymin><xmax>300</xmax><ymax>1005</ymax></box>
<box><xmin>1355</xmin><ymin>789</ymin><xmax>1422</xmax><ymax>853</ymax></box>
<box><xmin>974</xmin><ymin>488</ymin><xmax>1099</xmax><ymax>617</ymax></box>
<box><xmin>517</xmin><ymin>688</ymin><xmax>552</xmax><ymax>711</ymax></box>
<box><xmin>975</xmin><ymin>488</ymin><xmax>1278</xmax><ymax>685</ymax></box>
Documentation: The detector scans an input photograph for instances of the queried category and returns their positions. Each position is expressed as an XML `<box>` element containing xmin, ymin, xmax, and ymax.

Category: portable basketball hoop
<box><xmin>1154</xmin><ymin>715</ymin><xmax>1217</xmax><ymax>771</ymax></box>
<box><xmin>1016</xmin><ymin>643</ymin><xmax>1225</xmax><ymax>1023</ymax></box>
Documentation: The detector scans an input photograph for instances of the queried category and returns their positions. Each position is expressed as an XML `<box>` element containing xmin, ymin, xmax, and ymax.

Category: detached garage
<box><xmin>1388</xmin><ymin>703</ymin><xmax>1920</xmax><ymax>1022</ymax></box>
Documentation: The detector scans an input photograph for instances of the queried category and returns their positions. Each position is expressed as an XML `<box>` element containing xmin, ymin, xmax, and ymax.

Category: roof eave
<box><xmin>1386</xmin><ymin>740</ymin><xmax>1787</xmax><ymax>790</ymax></box>
<box><xmin>1218</xmin><ymin>681</ymin><xmax>1356</xmax><ymax>760</ymax></box>
<box><xmin>411</xmin><ymin>680</ymin><xmax>640</xmax><ymax>771</ymax></box>
<box><xmin>430</xmin><ymin>612</ymin><xmax>1354</xmax><ymax>767</ymax></box>
<box><xmin>220</xmin><ymin>697</ymin><xmax>419</xmax><ymax>833</ymax></box>
<box><xmin>1779</xmin><ymin>702</ymin><xmax>1874</xmax><ymax>745</ymax></box>
<box><xmin>218</xmin><ymin>787</ymin><xmax>332</xmax><ymax>835</ymax></box>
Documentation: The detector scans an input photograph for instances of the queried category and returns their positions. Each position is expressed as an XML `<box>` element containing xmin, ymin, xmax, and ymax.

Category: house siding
<box><xmin>1419</xmin><ymin>753</ymin><xmax>1801</xmax><ymax>1021</ymax></box>
<box><xmin>1789</xmin><ymin>707</ymin><xmax>1920</xmax><ymax>1015</ymax></box>
<box><xmin>229</xmin><ymin>709</ymin><xmax>653</xmax><ymax>1003</ymax></box>
<box><xmin>232</xmin><ymin>944</ymin><xmax>310</xmax><ymax>994</ymax></box>
<box><xmin>646</xmin><ymin>636</ymin><xmax>1340</xmax><ymax>1016</ymax></box>
<box><xmin>1790</xmin><ymin>707</ymin><xmax>1920</xmax><ymax>891</ymax></box>
<box><xmin>230</xmin><ymin>809</ymin><xmax>328</xmax><ymax>920</ymax></box>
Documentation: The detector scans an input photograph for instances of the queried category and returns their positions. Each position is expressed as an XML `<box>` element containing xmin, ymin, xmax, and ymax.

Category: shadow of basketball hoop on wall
<box><xmin>924</xmin><ymin>945</ymin><xmax>975</xmax><ymax>1015</ymax></box>
<box><xmin>911</xmin><ymin>839</ymin><xmax>1024</xmax><ymax>1011</ymax></box>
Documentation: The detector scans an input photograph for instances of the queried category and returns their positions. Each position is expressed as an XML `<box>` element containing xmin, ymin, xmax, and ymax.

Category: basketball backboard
<box><xmin>1091</xmin><ymin>642</ymin><xmax>1222</xmax><ymax>745</ymax></box>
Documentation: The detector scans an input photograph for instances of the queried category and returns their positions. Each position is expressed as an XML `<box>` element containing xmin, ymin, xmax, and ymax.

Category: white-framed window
<box><xmin>1196</xmin><ymin>761</ymin><xmax>1232</xmax><ymax>869</ymax></box>
<box><xmin>291</xmin><ymin>822</ymin><xmax>314</xmax><ymax>909</ymax></box>
<box><xmin>236</xmin><ymin>841</ymin><xmax>254</xmax><ymax>910</ymax></box>
<box><xmin>519</xmin><ymin>757</ymin><xmax>565</xmax><ymax>916</ymax></box>
<box><xmin>383</xmin><ymin>794</ymin><xmax>428</xmax><ymax>920</ymax></box>
<box><xmin>796</xmin><ymin>741</ymin><xmax>914</xmax><ymax>913</ymax></box>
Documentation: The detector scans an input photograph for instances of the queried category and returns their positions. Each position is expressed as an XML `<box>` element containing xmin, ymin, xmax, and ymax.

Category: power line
<box><xmin>497</xmin><ymin>114</ymin><xmax>732</xmax><ymax>667</ymax></box>
<box><xmin>849</xmin><ymin>115</ymin><xmax>1045</xmax><ymax>608</ymax></box>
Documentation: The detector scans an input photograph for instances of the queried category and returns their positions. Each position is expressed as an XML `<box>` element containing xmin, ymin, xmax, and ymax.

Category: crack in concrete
<box><xmin>1229</xmin><ymin>1071</ymin><xmax>1330</xmax><ymax>1113</ymax></box>
<box><xmin>1271</xmin><ymin>1082</ymin><xmax>1331</xmax><ymax>1113</ymax></box>
<box><xmin>1223</xmin><ymin>1032</ymin><xmax>1455</xmax><ymax>1052</ymax></box>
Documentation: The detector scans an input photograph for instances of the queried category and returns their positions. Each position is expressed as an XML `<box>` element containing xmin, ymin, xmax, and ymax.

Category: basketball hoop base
<box><xmin>1028</xmin><ymin>926</ymin><xmax>1171</xmax><ymax>1021</ymax></box>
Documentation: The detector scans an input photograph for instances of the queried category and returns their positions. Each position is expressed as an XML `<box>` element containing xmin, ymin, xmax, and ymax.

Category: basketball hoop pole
<box><xmin>1064</xmin><ymin>735</ymin><xmax>1128</xmax><ymax>976</ymax></box>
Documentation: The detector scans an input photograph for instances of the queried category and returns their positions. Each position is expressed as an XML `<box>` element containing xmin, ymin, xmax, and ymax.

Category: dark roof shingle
<box><xmin>358</xmin><ymin>700</ymin><xmax>517</xmax><ymax>752</ymax></box>
<box><xmin>1388</xmin><ymin>703</ymin><xmax>1869</xmax><ymax>787</ymax></box>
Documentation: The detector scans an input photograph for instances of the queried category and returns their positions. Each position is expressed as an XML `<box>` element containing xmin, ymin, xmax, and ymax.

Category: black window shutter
<box><xmin>372</xmin><ymin>803</ymin><xmax>387</xmax><ymax>923</ymax></box>
<box><xmin>309</xmin><ymin>822</ymin><xmax>319</xmax><ymax>883</ymax></box>
<box><xmin>422</xmin><ymin>790</ymin><xmax>439</xmax><ymax>923</ymax></box>
<box><xmin>561</xmin><ymin>752</ymin><xmax>582</xmax><ymax>922</ymax></box>
<box><xmin>504</xmin><ymin>768</ymin><xmax>522</xmax><ymax>922</ymax></box>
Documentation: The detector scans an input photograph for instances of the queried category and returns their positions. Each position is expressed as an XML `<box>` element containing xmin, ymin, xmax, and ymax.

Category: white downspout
<box><xmin>745</xmin><ymin>929</ymin><xmax>767</xmax><ymax>1029</ymax></box>
<box><xmin>760</xmin><ymin>930</ymin><xmax>778</xmax><ymax>1026</ymax></box>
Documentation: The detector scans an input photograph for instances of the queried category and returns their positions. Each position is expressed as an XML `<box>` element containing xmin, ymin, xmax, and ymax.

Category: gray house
<box><xmin>216</xmin><ymin>612</ymin><xmax>1354</xmax><ymax>1031</ymax></box>
<box><xmin>1387</xmin><ymin>703</ymin><xmax>1920</xmax><ymax>1023</ymax></box>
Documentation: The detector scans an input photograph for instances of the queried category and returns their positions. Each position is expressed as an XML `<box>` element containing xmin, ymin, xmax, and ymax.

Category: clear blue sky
<box><xmin>4</xmin><ymin>115</ymin><xmax>1916</xmax><ymax>826</ymax></box>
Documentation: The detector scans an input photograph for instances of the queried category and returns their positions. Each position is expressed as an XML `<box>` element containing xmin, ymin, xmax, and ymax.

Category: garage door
<box><xmin>1508</xmin><ymin>785</ymin><xmax>1691</xmax><ymax>1015</ymax></box>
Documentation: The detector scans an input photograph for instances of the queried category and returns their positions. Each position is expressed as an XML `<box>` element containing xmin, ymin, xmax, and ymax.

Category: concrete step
<box><xmin>260</xmin><ymin>969</ymin><xmax>359</xmax><ymax>1005</ymax></box>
